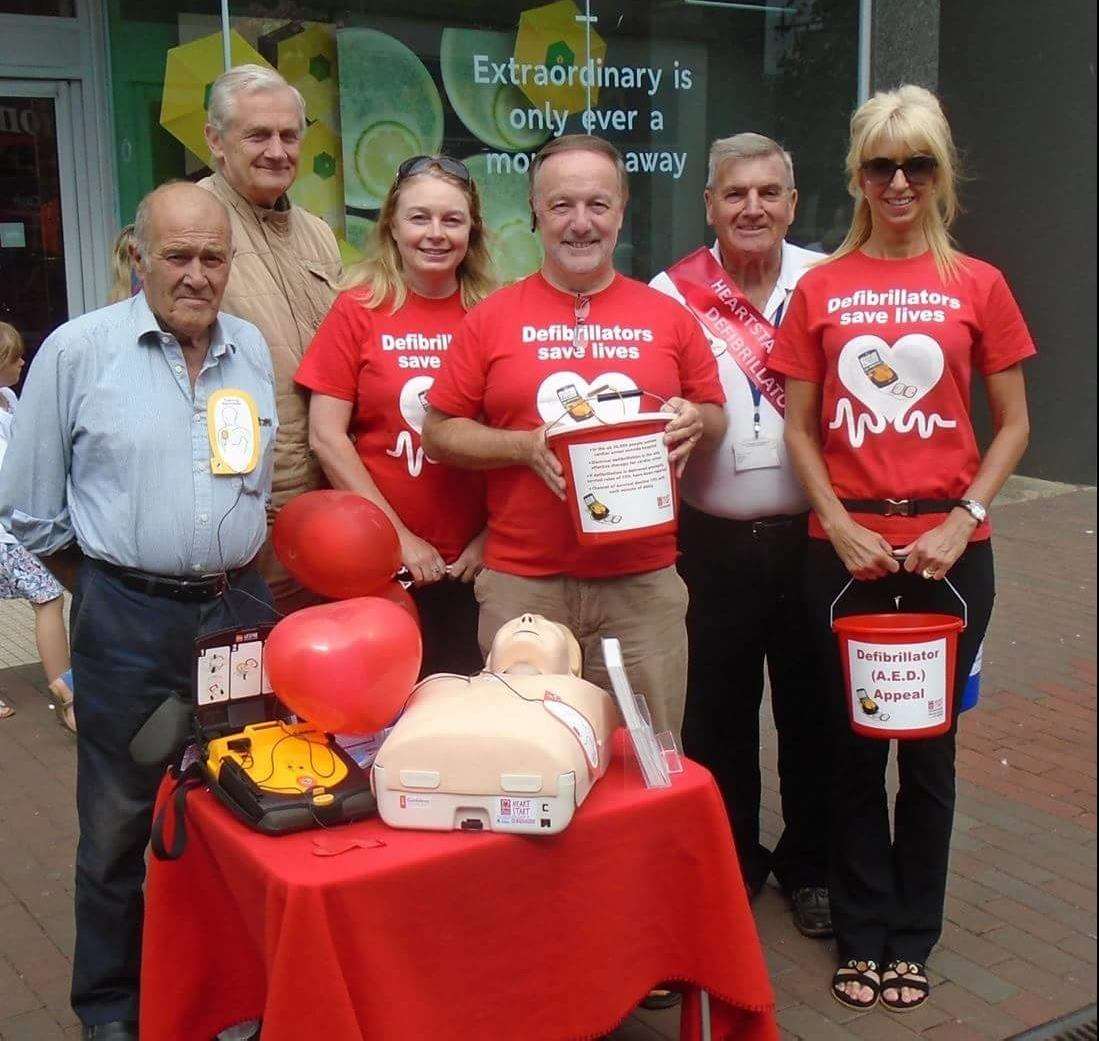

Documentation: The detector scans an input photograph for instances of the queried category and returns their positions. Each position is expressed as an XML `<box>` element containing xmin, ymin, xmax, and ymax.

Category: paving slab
<box><xmin>1</xmin><ymin>481</ymin><xmax>1095</xmax><ymax>1040</ymax></box>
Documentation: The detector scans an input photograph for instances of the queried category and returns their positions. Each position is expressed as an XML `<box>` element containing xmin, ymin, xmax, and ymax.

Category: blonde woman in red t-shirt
<box><xmin>296</xmin><ymin>157</ymin><xmax>495</xmax><ymax>676</ymax></box>
<box><xmin>770</xmin><ymin>86</ymin><xmax>1034</xmax><ymax>1013</ymax></box>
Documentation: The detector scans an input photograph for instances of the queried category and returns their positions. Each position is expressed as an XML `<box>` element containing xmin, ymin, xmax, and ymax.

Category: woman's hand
<box><xmin>662</xmin><ymin>397</ymin><xmax>703</xmax><ymax>477</ymax></box>
<box><xmin>826</xmin><ymin>517</ymin><xmax>901</xmax><ymax>581</ymax></box>
<box><xmin>399</xmin><ymin>530</ymin><xmax>446</xmax><ymax>586</ymax></box>
<box><xmin>449</xmin><ymin>528</ymin><xmax>487</xmax><ymax>583</ymax></box>
<box><xmin>898</xmin><ymin>509</ymin><xmax>977</xmax><ymax>581</ymax></box>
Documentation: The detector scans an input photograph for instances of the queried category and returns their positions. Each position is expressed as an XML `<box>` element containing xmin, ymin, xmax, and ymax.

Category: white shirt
<box><xmin>0</xmin><ymin>388</ymin><xmax>17</xmax><ymax>545</ymax></box>
<box><xmin>650</xmin><ymin>239</ymin><xmax>822</xmax><ymax>520</ymax></box>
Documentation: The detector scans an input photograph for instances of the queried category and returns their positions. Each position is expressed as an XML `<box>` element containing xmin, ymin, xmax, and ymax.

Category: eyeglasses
<box><xmin>572</xmin><ymin>294</ymin><xmax>591</xmax><ymax>349</ymax></box>
<box><xmin>395</xmin><ymin>155</ymin><xmax>472</xmax><ymax>185</ymax></box>
<box><xmin>860</xmin><ymin>155</ymin><xmax>938</xmax><ymax>186</ymax></box>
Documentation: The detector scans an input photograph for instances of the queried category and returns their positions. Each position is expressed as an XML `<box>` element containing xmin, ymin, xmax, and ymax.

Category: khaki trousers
<box><xmin>474</xmin><ymin>565</ymin><xmax>689</xmax><ymax>740</ymax></box>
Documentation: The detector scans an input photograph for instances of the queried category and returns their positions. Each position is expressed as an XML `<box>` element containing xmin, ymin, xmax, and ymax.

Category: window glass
<box><xmin>0</xmin><ymin>1</ymin><xmax>75</xmax><ymax>15</ymax></box>
<box><xmin>110</xmin><ymin>0</ymin><xmax>858</xmax><ymax>278</ymax></box>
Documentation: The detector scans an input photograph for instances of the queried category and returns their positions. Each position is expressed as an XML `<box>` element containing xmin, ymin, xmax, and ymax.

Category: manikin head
<box><xmin>485</xmin><ymin>614</ymin><xmax>583</xmax><ymax>677</ymax></box>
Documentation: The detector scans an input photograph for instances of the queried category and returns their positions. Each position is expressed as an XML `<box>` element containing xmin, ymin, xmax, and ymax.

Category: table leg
<box><xmin>700</xmin><ymin>988</ymin><xmax>712</xmax><ymax>1041</ymax></box>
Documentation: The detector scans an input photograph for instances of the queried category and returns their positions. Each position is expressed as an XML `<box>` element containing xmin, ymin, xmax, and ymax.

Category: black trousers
<box><xmin>679</xmin><ymin>505</ymin><xmax>829</xmax><ymax>895</ymax></box>
<box><xmin>69</xmin><ymin>560</ymin><xmax>276</xmax><ymax>1026</ymax></box>
<box><xmin>411</xmin><ymin>576</ymin><xmax>483</xmax><ymax>678</ymax></box>
<box><xmin>804</xmin><ymin>538</ymin><xmax>994</xmax><ymax>964</ymax></box>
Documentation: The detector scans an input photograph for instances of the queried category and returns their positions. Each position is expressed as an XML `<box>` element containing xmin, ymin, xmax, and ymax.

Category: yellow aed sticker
<box><xmin>207</xmin><ymin>388</ymin><xmax>261</xmax><ymax>475</ymax></box>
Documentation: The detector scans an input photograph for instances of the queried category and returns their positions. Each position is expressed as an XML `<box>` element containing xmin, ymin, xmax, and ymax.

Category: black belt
<box><xmin>840</xmin><ymin>498</ymin><xmax>964</xmax><ymax>518</ymax></box>
<box><xmin>91</xmin><ymin>558</ymin><xmax>255</xmax><ymax>602</ymax></box>
<box><xmin>682</xmin><ymin>504</ymin><xmax>808</xmax><ymax>539</ymax></box>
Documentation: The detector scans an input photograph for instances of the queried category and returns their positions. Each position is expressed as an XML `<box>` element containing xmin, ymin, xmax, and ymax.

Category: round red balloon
<box><xmin>373</xmin><ymin>580</ymin><xmax>420</xmax><ymax>626</ymax></box>
<box><xmin>273</xmin><ymin>490</ymin><xmax>401</xmax><ymax>600</ymax></box>
<box><xmin>265</xmin><ymin>597</ymin><xmax>422</xmax><ymax>733</ymax></box>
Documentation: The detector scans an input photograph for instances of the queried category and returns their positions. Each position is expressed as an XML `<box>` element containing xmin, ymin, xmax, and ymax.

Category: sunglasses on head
<box><xmin>860</xmin><ymin>155</ymin><xmax>938</xmax><ymax>186</ymax></box>
<box><xmin>395</xmin><ymin>155</ymin><xmax>472</xmax><ymax>185</ymax></box>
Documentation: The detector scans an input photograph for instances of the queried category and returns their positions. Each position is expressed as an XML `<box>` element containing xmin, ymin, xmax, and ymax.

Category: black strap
<box><xmin>150</xmin><ymin>764</ymin><xmax>204</xmax><ymax>861</ymax></box>
<box><xmin>840</xmin><ymin>498</ymin><xmax>963</xmax><ymax>517</ymax></box>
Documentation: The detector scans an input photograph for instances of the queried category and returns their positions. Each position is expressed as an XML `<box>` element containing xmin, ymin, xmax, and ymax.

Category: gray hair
<box><xmin>706</xmin><ymin>133</ymin><xmax>795</xmax><ymax>189</ymax></box>
<box><xmin>206</xmin><ymin>64</ymin><xmax>306</xmax><ymax>136</ymax></box>
<box><xmin>132</xmin><ymin>181</ymin><xmax>231</xmax><ymax>259</ymax></box>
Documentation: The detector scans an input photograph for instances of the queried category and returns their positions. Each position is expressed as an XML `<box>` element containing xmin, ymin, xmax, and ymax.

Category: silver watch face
<box><xmin>963</xmin><ymin>499</ymin><xmax>987</xmax><ymax>523</ymax></box>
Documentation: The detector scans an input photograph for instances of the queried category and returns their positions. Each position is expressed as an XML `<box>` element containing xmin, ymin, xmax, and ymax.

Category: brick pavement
<box><xmin>0</xmin><ymin>482</ymin><xmax>1094</xmax><ymax>1041</ymax></box>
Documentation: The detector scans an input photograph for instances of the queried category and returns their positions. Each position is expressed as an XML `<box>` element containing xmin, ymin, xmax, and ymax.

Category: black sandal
<box><xmin>880</xmin><ymin>960</ymin><xmax>929</xmax><ymax>1012</ymax></box>
<box><xmin>831</xmin><ymin>959</ymin><xmax>880</xmax><ymax>1010</ymax></box>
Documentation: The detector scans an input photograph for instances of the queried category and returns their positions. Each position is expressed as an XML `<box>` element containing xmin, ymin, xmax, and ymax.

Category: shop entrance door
<box><xmin>0</xmin><ymin>79</ymin><xmax>91</xmax><ymax>378</ymax></box>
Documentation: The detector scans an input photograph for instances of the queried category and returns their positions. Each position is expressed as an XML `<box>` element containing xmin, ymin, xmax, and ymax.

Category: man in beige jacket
<box><xmin>201</xmin><ymin>64</ymin><xmax>342</xmax><ymax>613</ymax></box>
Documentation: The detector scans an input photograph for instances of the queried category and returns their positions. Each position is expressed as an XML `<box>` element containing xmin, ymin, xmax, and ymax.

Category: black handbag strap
<box><xmin>150</xmin><ymin>764</ymin><xmax>204</xmax><ymax>861</ymax></box>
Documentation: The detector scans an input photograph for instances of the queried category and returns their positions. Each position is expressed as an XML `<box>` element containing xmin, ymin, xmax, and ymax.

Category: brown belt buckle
<box><xmin>884</xmin><ymin>499</ymin><xmax>914</xmax><ymax>517</ymax></box>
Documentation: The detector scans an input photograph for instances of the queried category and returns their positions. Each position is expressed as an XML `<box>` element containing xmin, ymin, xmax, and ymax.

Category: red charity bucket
<box><xmin>833</xmin><ymin>612</ymin><xmax>965</xmax><ymax>739</ymax></box>
<box><xmin>546</xmin><ymin>413</ymin><xmax>676</xmax><ymax>547</ymax></box>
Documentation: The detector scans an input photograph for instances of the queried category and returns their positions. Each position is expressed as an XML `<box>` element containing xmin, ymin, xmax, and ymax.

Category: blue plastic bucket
<box><xmin>959</xmin><ymin>641</ymin><xmax>983</xmax><ymax>713</ymax></box>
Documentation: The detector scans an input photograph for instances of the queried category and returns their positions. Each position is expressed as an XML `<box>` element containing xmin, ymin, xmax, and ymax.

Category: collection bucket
<box><xmin>831</xmin><ymin>576</ymin><xmax>967</xmax><ymax>740</ymax></box>
<box><xmin>546</xmin><ymin>413</ymin><xmax>676</xmax><ymax>547</ymax></box>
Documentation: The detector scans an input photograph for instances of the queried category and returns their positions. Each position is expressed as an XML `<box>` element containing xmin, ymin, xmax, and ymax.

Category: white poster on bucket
<box><xmin>566</xmin><ymin>430</ymin><xmax>674</xmax><ymax>535</ymax></box>
<box><xmin>846</xmin><ymin>636</ymin><xmax>949</xmax><ymax>732</ymax></box>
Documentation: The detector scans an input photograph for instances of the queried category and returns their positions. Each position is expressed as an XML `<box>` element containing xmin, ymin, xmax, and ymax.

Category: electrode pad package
<box><xmin>372</xmin><ymin>615</ymin><xmax>620</xmax><ymax>834</ymax></box>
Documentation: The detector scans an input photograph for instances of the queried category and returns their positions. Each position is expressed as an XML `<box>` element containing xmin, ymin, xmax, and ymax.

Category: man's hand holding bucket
<box><xmin>662</xmin><ymin>397</ymin><xmax>710</xmax><ymax>477</ymax></box>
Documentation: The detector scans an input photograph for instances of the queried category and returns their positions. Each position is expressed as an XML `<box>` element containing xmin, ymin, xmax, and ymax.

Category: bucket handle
<box><xmin>829</xmin><ymin>562</ymin><xmax>968</xmax><ymax>629</ymax></box>
<box><xmin>544</xmin><ymin>384</ymin><xmax>668</xmax><ymax>435</ymax></box>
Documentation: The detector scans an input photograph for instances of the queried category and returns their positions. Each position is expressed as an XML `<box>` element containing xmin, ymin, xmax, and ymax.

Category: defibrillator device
<box><xmin>192</xmin><ymin>625</ymin><xmax>376</xmax><ymax>835</ymax></box>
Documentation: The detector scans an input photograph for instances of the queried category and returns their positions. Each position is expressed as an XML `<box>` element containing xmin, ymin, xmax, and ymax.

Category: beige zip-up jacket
<box><xmin>199</xmin><ymin>172</ymin><xmax>342</xmax><ymax>608</ymax></box>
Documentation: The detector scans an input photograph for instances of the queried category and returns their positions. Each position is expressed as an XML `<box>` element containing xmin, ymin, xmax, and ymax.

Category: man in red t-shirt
<box><xmin>423</xmin><ymin>135</ymin><xmax>725</xmax><ymax>741</ymax></box>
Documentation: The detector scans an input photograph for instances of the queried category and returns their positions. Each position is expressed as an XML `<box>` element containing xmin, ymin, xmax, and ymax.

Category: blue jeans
<box><xmin>69</xmin><ymin>560</ymin><xmax>275</xmax><ymax>1026</ymax></box>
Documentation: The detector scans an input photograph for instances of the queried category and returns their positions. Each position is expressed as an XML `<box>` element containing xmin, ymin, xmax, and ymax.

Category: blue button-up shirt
<box><xmin>0</xmin><ymin>293</ymin><xmax>278</xmax><ymax>575</ymax></box>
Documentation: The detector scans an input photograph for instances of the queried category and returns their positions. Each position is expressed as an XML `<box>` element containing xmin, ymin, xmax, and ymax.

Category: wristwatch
<box><xmin>958</xmin><ymin>499</ymin><xmax>987</xmax><ymax>524</ymax></box>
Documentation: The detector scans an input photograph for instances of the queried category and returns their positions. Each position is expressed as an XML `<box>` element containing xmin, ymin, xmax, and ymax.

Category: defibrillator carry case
<box><xmin>150</xmin><ymin>624</ymin><xmax>375</xmax><ymax>854</ymax></box>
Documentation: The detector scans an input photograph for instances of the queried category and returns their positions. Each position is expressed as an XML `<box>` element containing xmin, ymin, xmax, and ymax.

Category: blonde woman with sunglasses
<box><xmin>770</xmin><ymin>85</ymin><xmax>1035</xmax><ymax>1013</ymax></box>
<box><xmin>296</xmin><ymin>156</ymin><xmax>495</xmax><ymax>676</ymax></box>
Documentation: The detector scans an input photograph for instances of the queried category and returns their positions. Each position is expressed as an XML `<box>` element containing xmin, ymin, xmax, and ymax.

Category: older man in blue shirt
<box><xmin>0</xmin><ymin>182</ymin><xmax>278</xmax><ymax>1041</ymax></box>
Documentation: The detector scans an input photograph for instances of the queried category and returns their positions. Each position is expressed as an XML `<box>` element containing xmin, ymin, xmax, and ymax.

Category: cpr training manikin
<box><xmin>372</xmin><ymin>614</ymin><xmax>620</xmax><ymax>834</ymax></box>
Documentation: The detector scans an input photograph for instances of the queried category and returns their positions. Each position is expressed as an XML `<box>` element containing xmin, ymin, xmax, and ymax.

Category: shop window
<box><xmin>109</xmin><ymin>0</ymin><xmax>858</xmax><ymax>279</ymax></box>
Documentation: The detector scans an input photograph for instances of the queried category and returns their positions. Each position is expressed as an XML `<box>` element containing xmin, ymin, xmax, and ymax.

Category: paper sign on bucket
<box><xmin>547</xmin><ymin>413</ymin><xmax>676</xmax><ymax>547</ymax></box>
<box><xmin>833</xmin><ymin>612</ymin><xmax>964</xmax><ymax>740</ymax></box>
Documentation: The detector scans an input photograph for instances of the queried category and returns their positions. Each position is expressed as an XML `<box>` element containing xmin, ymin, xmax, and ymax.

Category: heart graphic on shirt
<box><xmin>535</xmin><ymin>371</ymin><xmax>641</xmax><ymax>426</ymax></box>
<box><xmin>398</xmin><ymin>376</ymin><xmax>434</xmax><ymax>434</ymax></box>
<box><xmin>837</xmin><ymin>333</ymin><xmax>945</xmax><ymax>424</ymax></box>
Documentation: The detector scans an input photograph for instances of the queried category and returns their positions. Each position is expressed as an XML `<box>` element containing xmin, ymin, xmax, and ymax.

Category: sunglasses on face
<box><xmin>395</xmin><ymin>155</ymin><xmax>472</xmax><ymax>185</ymax></box>
<box><xmin>860</xmin><ymin>155</ymin><xmax>938</xmax><ymax>186</ymax></box>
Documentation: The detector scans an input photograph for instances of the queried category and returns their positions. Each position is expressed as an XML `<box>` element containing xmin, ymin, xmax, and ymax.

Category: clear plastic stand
<box><xmin>602</xmin><ymin>638</ymin><xmax>681</xmax><ymax>788</ymax></box>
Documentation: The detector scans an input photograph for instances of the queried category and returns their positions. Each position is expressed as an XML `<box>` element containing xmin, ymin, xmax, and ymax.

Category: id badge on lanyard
<box><xmin>207</xmin><ymin>388</ymin><xmax>261</xmax><ymax>475</ymax></box>
<box><xmin>732</xmin><ymin>293</ymin><xmax>787</xmax><ymax>473</ymax></box>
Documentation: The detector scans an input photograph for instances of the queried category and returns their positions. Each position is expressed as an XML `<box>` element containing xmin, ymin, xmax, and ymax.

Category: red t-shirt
<box><xmin>428</xmin><ymin>272</ymin><xmax>724</xmax><ymax>578</ymax></box>
<box><xmin>296</xmin><ymin>288</ymin><xmax>485</xmax><ymax>563</ymax></box>
<box><xmin>769</xmin><ymin>250</ymin><xmax>1036</xmax><ymax>544</ymax></box>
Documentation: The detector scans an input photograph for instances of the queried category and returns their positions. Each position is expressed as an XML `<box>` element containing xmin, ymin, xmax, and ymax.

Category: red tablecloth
<box><xmin>141</xmin><ymin>734</ymin><xmax>777</xmax><ymax>1041</ymax></box>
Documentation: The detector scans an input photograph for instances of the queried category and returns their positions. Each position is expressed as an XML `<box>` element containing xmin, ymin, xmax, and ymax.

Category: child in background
<box><xmin>107</xmin><ymin>223</ymin><xmax>139</xmax><ymax>304</ymax></box>
<box><xmin>0</xmin><ymin>321</ymin><xmax>76</xmax><ymax>730</ymax></box>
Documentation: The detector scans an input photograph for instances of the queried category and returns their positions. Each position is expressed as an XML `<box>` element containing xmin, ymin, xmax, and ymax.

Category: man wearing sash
<box><xmin>650</xmin><ymin>133</ymin><xmax>831</xmax><ymax>938</ymax></box>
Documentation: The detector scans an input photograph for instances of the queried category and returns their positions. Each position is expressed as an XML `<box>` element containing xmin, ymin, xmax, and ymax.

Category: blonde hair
<box><xmin>108</xmin><ymin>224</ymin><xmax>138</xmax><ymax>304</ymax></box>
<box><xmin>342</xmin><ymin>163</ymin><xmax>496</xmax><ymax>313</ymax></box>
<box><xmin>0</xmin><ymin>321</ymin><xmax>23</xmax><ymax>367</ymax></box>
<box><xmin>831</xmin><ymin>84</ymin><xmax>963</xmax><ymax>281</ymax></box>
